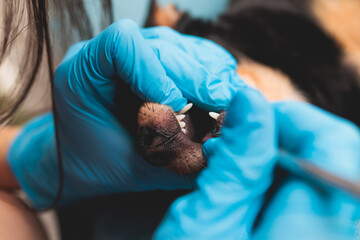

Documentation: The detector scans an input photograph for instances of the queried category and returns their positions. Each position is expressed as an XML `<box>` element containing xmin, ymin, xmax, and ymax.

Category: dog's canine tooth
<box><xmin>178</xmin><ymin>103</ymin><xmax>193</xmax><ymax>114</ymax></box>
<box><xmin>176</xmin><ymin>114</ymin><xmax>186</xmax><ymax>121</ymax></box>
<box><xmin>209</xmin><ymin>112</ymin><xmax>220</xmax><ymax>120</ymax></box>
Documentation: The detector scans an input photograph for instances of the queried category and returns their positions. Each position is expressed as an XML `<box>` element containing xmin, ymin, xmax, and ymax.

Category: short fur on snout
<box><xmin>137</xmin><ymin>103</ymin><xmax>205</xmax><ymax>175</ymax></box>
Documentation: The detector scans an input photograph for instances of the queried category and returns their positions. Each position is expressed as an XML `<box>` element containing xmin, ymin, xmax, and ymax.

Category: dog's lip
<box><xmin>202</xmin><ymin>132</ymin><xmax>214</xmax><ymax>143</ymax></box>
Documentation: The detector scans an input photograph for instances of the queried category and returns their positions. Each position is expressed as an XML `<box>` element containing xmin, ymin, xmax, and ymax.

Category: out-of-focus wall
<box><xmin>156</xmin><ymin>0</ymin><xmax>229</xmax><ymax>19</ymax></box>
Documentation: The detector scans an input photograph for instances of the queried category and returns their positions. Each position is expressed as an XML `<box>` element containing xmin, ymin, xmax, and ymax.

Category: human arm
<box><xmin>0</xmin><ymin>128</ymin><xmax>46</xmax><ymax>239</ymax></box>
<box><xmin>0</xmin><ymin>190</ymin><xmax>46</xmax><ymax>240</ymax></box>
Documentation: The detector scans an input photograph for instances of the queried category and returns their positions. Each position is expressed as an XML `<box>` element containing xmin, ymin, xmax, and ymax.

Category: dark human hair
<box><xmin>0</xmin><ymin>0</ymin><xmax>112</xmax><ymax>209</ymax></box>
<box><xmin>0</xmin><ymin>0</ymin><xmax>50</xmax><ymax>123</ymax></box>
<box><xmin>0</xmin><ymin>0</ymin><xmax>112</xmax><ymax>124</ymax></box>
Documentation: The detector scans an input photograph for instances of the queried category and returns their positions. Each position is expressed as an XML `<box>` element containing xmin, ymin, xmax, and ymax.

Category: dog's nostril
<box><xmin>138</xmin><ymin>126</ymin><xmax>156</xmax><ymax>147</ymax></box>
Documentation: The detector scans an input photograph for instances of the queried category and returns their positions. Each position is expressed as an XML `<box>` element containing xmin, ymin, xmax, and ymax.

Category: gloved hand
<box><xmin>142</xmin><ymin>26</ymin><xmax>247</xmax><ymax>111</ymax></box>
<box><xmin>154</xmin><ymin>99</ymin><xmax>360</xmax><ymax>240</ymax></box>
<box><xmin>154</xmin><ymin>88</ymin><xmax>277</xmax><ymax>239</ymax></box>
<box><xmin>253</xmin><ymin>101</ymin><xmax>360</xmax><ymax>240</ymax></box>
<box><xmin>7</xmin><ymin>19</ymin><xmax>246</xmax><ymax>209</ymax></box>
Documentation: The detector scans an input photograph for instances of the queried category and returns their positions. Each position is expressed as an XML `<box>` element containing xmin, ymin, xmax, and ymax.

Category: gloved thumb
<box><xmin>203</xmin><ymin>87</ymin><xmax>276</xmax><ymax>162</ymax></box>
<box><xmin>202</xmin><ymin>137</ymin><xmax>220</xmax><ymax>160</ymax></box>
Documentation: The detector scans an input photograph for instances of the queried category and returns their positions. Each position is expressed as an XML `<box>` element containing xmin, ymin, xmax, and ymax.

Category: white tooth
<box><xmin>180</xmin><ymin>122</ymin><xmax>186</xmax><ymax>128</ymax></box>
<box><xmin>178</xmin><ymin>103</ymin><xmax>193</xmax><ymax>114</ymax></box>
<box><xmin>181</xmin><ymin>129</ymin><xmax>187</xmax><ymax>134</ymax></box>
<box><xmin>176</xmin><ymin>114</ymin><xmax>186</xmax><ymax>121</ymax></box>
<box><xmin>209</xmin><ymin>112</ymin><xmax>220</xmax><ymax>120</ymax></box>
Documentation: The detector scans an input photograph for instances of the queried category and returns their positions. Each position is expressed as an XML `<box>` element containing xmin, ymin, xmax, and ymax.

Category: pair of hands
<box><xmin>55</xmin><ymin>19</ymin><xmax>359</xmax><ymax>238</ymax></box>
<box><xmin>9</xmin><ymin>19</ymin><xmax>359</xmax><ymax>216</ymax></box>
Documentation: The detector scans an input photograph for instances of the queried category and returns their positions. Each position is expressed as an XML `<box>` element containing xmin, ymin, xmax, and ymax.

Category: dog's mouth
<box><xmin>137</xmin><ymin>103</ymin><xmax>226</xmax><ymax>175</ymax></box>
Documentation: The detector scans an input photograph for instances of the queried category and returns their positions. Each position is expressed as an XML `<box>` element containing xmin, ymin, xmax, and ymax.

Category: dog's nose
<box><xmin>138</xmin><ymin>126</ymin><xmax>173</xmax><ymax>167</ymax></box>
<box><xmin>138</xmin><ymin>126</ymin><xmax>156</xmax><ymax>148</ymax></box>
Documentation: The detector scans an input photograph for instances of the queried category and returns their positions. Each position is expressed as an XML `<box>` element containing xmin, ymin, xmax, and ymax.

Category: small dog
<box><xmin>118</xmin><ymin>0</ymin><xmax>360</xmax><ymax>174</ymax></box>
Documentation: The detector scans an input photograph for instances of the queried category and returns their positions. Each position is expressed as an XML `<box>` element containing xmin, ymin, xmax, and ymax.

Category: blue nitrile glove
<box><xmin>274</xmin><ymin>101</ymin><xmax>360</xmax><ymax>183</ymax></box>
<box><xmin>253</xmin><ymin>101</ymin><xmax>360</xmax><ymax>240</ymax></box>
<box><xmin>8</xmin><ymin>19</ymin><xmax>246</xmax><ymax>209</ymax></box>
<box><xmin>154</xmin><ymin>88</ymin><xmax>277</xmax><ymax>239</ymax></box>
<box><xmin>142</xmin><ymin>26</ymin><xmax>247</xmax><ymax>112</ymax></box>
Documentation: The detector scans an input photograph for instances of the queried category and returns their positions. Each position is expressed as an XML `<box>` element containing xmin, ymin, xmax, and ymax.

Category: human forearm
<box><xmin>0</xmin><ymin>191</ymin><xmax>46</xmax><ymax>239</ymax></box>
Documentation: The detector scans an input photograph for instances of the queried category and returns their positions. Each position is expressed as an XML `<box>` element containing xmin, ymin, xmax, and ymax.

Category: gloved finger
<box><xmin>202</xmin><ymin>86</ymin><xmax>275</xmax><ymax>161</ymax></box>
<box><xmin>203</xmin><ymin>85</ymin><xmax>273</xmax><ymax>161</ymax></box>
<box><xmin>146</xmin><ymin>38</ymin><xmax>247</xmax><ymax>111</ymax></box>
<box><xmin>142</xmin><ymin>26</ymin><xmax>237</xmax><ymax>69</ymax></box>
<box><xmin>273</xmin><ymin>101</ymin><xmax>360</xmax><ymax>181</ymax></box>
<box><xmin>201</xmin><ymin>137</ymin><xmax>219</xmax><ymax>161</ymax></box>
<box><xmin>56</xmin><ymin>19</ymin><xmax>187</xmax><ymax>112</ymax></box>
<box><xmin>202</xmin><ymin>87</ymin><xmax>277</xmax><ymax>180</ymax></box>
